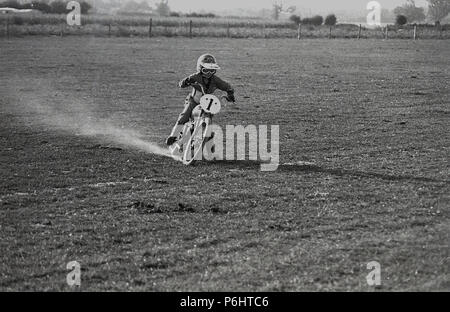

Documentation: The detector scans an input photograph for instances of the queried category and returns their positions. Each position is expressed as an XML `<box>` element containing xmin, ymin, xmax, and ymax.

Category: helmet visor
<box><xmin>201</xmin><ymin>62</ymin><xmax>220</xmax><ymax>70</ymax></box>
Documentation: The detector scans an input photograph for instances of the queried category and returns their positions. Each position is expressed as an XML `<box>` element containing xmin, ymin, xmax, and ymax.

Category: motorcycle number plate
<box><xmin>199</xmin><ymin>95</ymin><xmax>221</xmax><ymax>115</ymax></box>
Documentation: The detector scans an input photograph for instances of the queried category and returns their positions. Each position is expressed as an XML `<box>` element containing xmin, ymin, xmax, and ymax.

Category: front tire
<box><xmin>182</xmin><ymin>118</ymin><xmax>209</xmax><ymax>165</ymax></box>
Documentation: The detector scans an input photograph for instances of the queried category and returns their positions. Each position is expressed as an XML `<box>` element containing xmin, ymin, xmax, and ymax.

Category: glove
<box><xmin>225</xmin><ymin>92</ymin><xmax>235</xmax><ymax>103</ymax></box>
<box><xmin>179</xmin><ymin>77</ymin><xmax>195</xmax><ymax>88</ymax></box>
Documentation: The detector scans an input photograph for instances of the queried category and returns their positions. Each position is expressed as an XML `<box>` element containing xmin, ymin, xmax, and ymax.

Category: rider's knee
<box><xmin>177</xmin><ymin>114</ymin><xmax>190</xmax><ymax>125</ymax></box>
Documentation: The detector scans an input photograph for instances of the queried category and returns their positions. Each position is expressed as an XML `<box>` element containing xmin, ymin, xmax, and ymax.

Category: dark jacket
<box><xmin>179</xmin><ymin>72</ymin><xmax>234</xmax><ymax>103</ymax></box>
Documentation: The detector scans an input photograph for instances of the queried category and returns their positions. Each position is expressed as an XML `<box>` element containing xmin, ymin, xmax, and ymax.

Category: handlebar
<box><xmin>189</xmin><ymin>82</ymin><xmax>235</xmax><ymax>103</ymax></box>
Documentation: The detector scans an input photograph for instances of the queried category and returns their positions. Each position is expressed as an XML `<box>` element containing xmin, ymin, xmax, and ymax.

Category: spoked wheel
<box><xmin>182</xmin><ymin>118</ymin><xmax>209</xmax><ymax>165</ymax></box>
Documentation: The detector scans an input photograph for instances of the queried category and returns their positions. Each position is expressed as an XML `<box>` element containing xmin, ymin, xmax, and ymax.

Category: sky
<box><xmin>163</xmin><ymin>0</ymin><xmax>430</xmax><ymax>13</ymax></box>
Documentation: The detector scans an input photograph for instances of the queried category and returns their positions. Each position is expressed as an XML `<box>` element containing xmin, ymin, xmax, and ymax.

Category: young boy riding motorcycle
<box><xmin>166</xmin><ymin>54</ymin><xmax>236</xmax><ymax>146</ymax></box>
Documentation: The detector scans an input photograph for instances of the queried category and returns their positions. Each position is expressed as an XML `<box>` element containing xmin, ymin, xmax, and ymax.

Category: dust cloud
<box><xmin>4</xmin><ymin>78</ymin><xmax>174</xmax><ymax>159</ymax></box>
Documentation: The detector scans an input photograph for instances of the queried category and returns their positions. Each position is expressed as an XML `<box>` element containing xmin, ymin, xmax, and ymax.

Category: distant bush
<box><xmin>338</xmin><ymin>23</ymin><xmax>361</xmax><ymax>31</ymax></box>
<box><xmin>289</xmin><ymin>14</ymin><xmax>301</xmax><ymax>25</ymax></box>
<box><xmin>186</xmin><ymin>12</ymin><xmax>216</xmax><ymax>18</ymax></box>
<box><xmin>21</xmin><ymin>2</ymin><xmax>33</xmax><ymax>9</ymax></box>
<box><xmin>49</xmin><ymin>1</ymin><xmax>66</xmax><ymax>14</ymax></box>
<box><xmin>394</xmin><ymin>1</ymin><xmax>425</xmax><ymax>23</ymax></box>
<box><xmin>396</xmin><ymin>14</ymin><xmax>407</xmax><ymax>26</ymax></box>
<box><xmin>169</xmin><ymin>12</ymin><xmax>181</xmax><ymax>17</ymax></box>
<box><xmin>324</xmin><ymin>14</ymin><xmax>337</xmax><ymax>26</ymax></box>
<box><xmin>302</xmin><ymin>15</ymin><xmax>323</xmax><ymax>26</ymax></box>
<box><xmin>0</xmin><ymin>0</ymin><xmax>21</xmax><ymax>8</ymax></box>
<box><xmin>79</xmin><ymin>1</ymin><xmax>91</xmax><ymax>14</ymax></box>
<box><xmin>31</xmin><ymin>1</ymin><xmax>52</xmax><ymax>13</ymax></box>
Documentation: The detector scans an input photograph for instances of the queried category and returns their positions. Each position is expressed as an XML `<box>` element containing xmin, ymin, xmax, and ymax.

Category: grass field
<box><xmin>0</xmin><ymin>37</ymin><xmax>449</xmax><ymax>291</ymax></box>
<box><xmin>1</xmin><ymin>13</ymin><xmax>449</xmax><ymax>39</ymax></box>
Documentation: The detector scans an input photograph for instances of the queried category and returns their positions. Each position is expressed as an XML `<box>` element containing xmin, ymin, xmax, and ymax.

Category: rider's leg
<box><xmin>166</xmin><ymin>96</ymin><xmax>197</xmax><ymax>145</ymax></box>
<box><xmin>177</xmin><ymin>96</ymin><xmax>197</xmax><ymax>125</ymax></box>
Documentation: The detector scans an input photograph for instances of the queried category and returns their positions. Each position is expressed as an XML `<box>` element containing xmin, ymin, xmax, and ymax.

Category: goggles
<box><xmin>201</xmin><ymin>68</ymin><xmax>216</xmax><ymax>75</ymax></box>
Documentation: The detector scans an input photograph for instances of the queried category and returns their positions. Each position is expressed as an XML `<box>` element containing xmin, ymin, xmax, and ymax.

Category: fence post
<box><xmin>60</xmin><ymin>23</ymin><xmax>64</xmax><ymax>37</ymax></box>
<box><xmin>148</xmin><ymin>18</ymin><xmax>152</xmax><ymax>37</ymax></box>
<box><xmin>189</xmin><ymin>20</ymin><xmax>192</xmax><ymax>38</ymax></box>
<box><xmin>297</xmin><ymin>23</ymin><xmax>301</xmax><ymax>40</ymax></box>
<box><xmin>413</xmin><ymin>25</ymin><xmax>417</xmax><ymax>40</ymax></box>
<box><xmin>384</xmin><ymin>26</ymin><xmax>388</xmax><ymax>39</ymax></box>
<box><xmin>329</xmin><ymin>26</ymin><xmax>332</xmax><ymax>39</ymax></box>
<box><xmin>358</xmin><ymin>24</ymin><xmax>362</xmax><ymax>39</ymax></box>
<box><xmin>227</xmin><ymin>22</ymin><xmax>230</xmax><ymax>38</ymax></box>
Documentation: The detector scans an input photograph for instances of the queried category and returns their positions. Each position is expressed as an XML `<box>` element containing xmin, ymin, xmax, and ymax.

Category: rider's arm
<box><xmin>178</xmin><ymin>73</ymin><xmax>199</xmax><ymax>88</ymax></box>
<box><xmin>214</xmin><ymin>76</ymin><xmax>235</xmax><ymax>102</ymax></box>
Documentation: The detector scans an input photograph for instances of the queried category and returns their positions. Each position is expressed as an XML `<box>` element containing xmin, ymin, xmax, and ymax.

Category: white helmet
<box><xmin>196</xmin><ymin>54</ymin><xmax>220</xmax><ymax>72</ymax></box>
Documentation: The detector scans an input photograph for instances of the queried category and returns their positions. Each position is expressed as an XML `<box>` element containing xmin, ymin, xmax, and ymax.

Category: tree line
<box><xmin>0</xmin><ymin>0</ymin><xmax>92</xmax><ymax>14</ymax></box>
<box><xmin>1</xmin><ymin>0</ymin><xmax>448</xmax><ymax>25</ymax></box>
<box><xmin>288</xmin><ymin>0</ymin><xmax>449</xmax><ymax>27</ymax></box>
<box><xmin>393</xmin><ymin>0</ymin><xmax>450</xmax><ymax>24</ymax></box>
<box><xmin>289</xmin><ymin>14</ymin><xmax>337</xmax><ymax>26</ymax></box>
